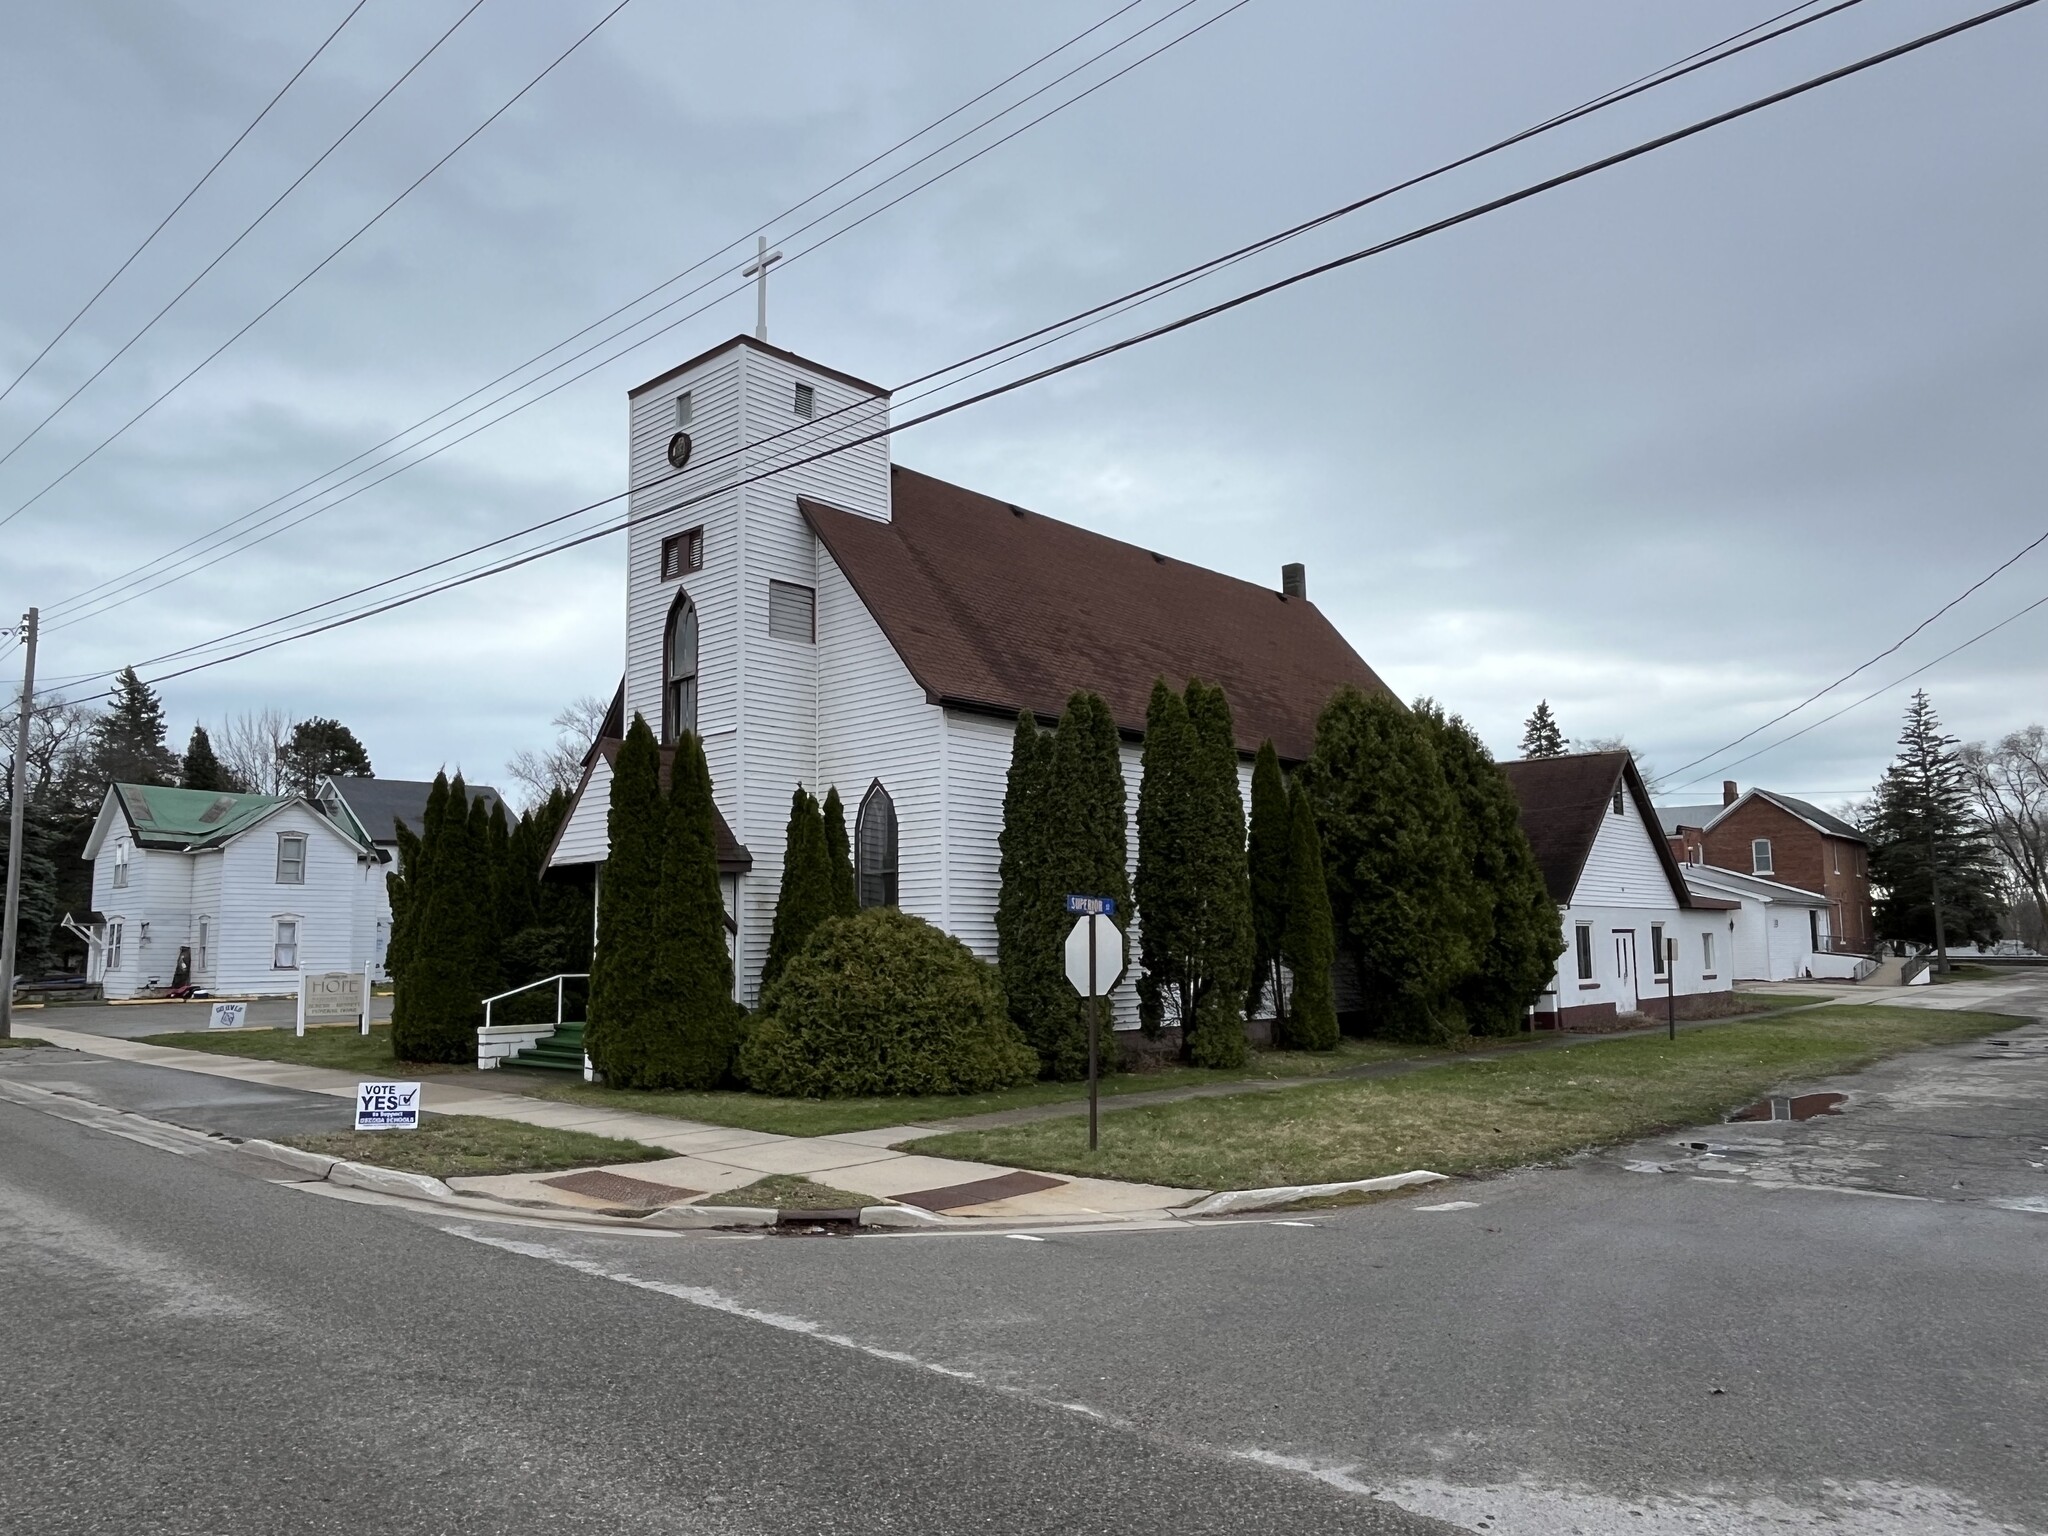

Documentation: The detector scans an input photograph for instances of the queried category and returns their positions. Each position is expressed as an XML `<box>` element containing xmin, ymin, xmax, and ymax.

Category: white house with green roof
<box><xmin>82</xmin><ymin>783</ymin><xmax>385</xmax><ymax>998</ymax></box>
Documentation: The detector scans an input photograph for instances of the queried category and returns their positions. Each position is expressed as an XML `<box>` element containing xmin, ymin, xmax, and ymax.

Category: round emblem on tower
<box><xmin>666</xmin><ymin>431</ymin><xmax>693</xmax><ymax>470</ymax></box>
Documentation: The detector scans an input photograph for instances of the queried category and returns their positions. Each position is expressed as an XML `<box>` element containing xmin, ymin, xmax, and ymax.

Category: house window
<box><xmin>1751</xmin><ymin>838</ymin><xmax>1773</xmax><ymax>876</ymax></box>
<box><xmin>1611</xmin><ymin>786</ymin><xmax>1625</xmax><ymax>816</ymax></box>
<box><xmin>856</xmin><ymin>782</ymin><xmax>898</xmax><ymax>908</ymax></box>
<box><xmin>113</xmin><ymin>846</ymin><xmax>129</xmax><ymax>888</ymax></box>
<box><xmin>663</xmin><ymin>593</ymin><xmax>699</xmax><ymax>743</ymax></box>
<box><xmin>793</xmin><ymin>382</ymin><xmax>815</xmax><ymax>418</ymax></box>
<box><xmin>276</xmin><ymin>833</ymin><xmax>307</xmax><ymax>884</ymax></box>
<box><xmin>1702</xmin><ymin>931</ymin><xmax>1716</xmax><ymax>973</ymax></box>
<box><xmin>197</xmin><ymin>919</ymin><xmax>209</xmax><ymax>977</ymax></box>
<box><xmin>674</xmin><ymin>391</ymin><xmax>693</xmax><ymax>428</ymax></box>
<box><xmin>107</xmin><ymin>920</ymin><xmax>124</xmax><ymax>971</ymax></box>
<box><xmin>660</xmin><ymin>527</ymin><xmax>703</xmax><ymax>580</ymax></box>
<box><xmin>768</xmin><ymin>580</ymin><xmax>815</xmax><ymax>643</ymax></box>
<box><xmin>1574</xmin><ymin>923</ymin><xmax>1594</xmax><ymax>981</ymax></box>
<box><xmin>273</xmin><ymin>919</ymin><xmax>300</xmax><ymax>970</ymax></box>
<box><xmin>1651</xmin><ymin>923</ymin><xmax>1667</xmax><ymax>975</ymax></box>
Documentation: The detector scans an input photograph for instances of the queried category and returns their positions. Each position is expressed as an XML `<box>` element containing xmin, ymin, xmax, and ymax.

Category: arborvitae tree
<box><xmin>652</xmin><ymin>730</ymin><xmax>744</xmax><ymax>1087</ymax></box>
<box><xmin>1180</xmin><ymin>680</ymin><xmax>1252</xmax><ymax>1067</ymax></box>
<box><xmin>1034</xmin><ymin>691</ymin><xmax>1131</xmax><ymax>1079</ymax></box>
<box><xmin>1868</xmin><ymin>690</ymin><xmax>2004</xmax><ymax>960</ymax></box>
<box><xmin>92</xmin><ymin>666</ymin><xmax>177</xmax><ymax>787</ymax></box>
<box><xmin>821</xmin><ymin>785</ymin><xmax>858</xmax><ymax>919</ymax></box>
<box><xmin>532</xmin><ymin>785</ymin><xmax>594</xmax><ymax>974</ymax></box>
<box><xmin>178</xmin><ymin>725</ymin><xmax>236</xmax><ymax>792</ymax></box>
<box><xmin>385</xmin><ymin>771</ymin><xmax>447</xmax><ymax>988</ymax></box>
<box><xmin>1245</xmin><ymin>739</ymin><xmax>1289</xmax><ymax>1020</ymax></box>
<box><xmin>1135</xmin><ymin>680</ymin><xmax>1200</xmax><ymax>1038</ymax></box>
<box><xmin>763</xmin><ymin>787</ymin><xmax>834</xmax><ymax>990</ymax></box>
<box><xmin>997</xmin><ymin>711</ymin><xmax>1065</xmax><ymax>1069</ymax></box>
<box><xmin>586</xmin><ymin>718</ymin><xmax>665</xmax><ymax>1081</ymax></box>
<box><xmin>1519</xmin><ymin>700</ymin><xmax>1565</xmax><ymax>759</ymax></box>
<box><xmin>1420</xmin><ymin>702</ymin><xmax>1561</xmax><ymax>1035</ymax></box>
<box><xmin>392</xmin><ymin>776</ymin><xmax>488</xmax><ymax>1062</ymax></box>
<box><xmin>0</xmin><ymin>802</ymin><xmax>61</xmax><ymax>977</ymax></box>
<box><xmin>1303</xmin><ymin>686</ymin><xmax>1478</xmax><ymax>1045</ymax></box>
<box><xmin>276</xmin><ymin>716</ymin><xmax>373</xmax><ymax>795</ymax></box>
<box><xmin>1273</xmin><ymin>779</ymin><xmax>1339</xmax><ymax>1050</ymax></box>
<box><xmin>474</xmin><ymin>796</ymin><xmax>512</xmax><ymax>998</ymax></box>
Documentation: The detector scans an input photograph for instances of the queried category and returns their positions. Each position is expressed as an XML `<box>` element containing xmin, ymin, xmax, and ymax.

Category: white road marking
<box><xmin>1006</xmin><ymin>1233</ymin><xmax>1048</xmax><ymax>1242</ymax></box>
<box><xmin>1270</xmin><ymin>1220</ymin><xmax>1318</xmax><ymax>1228</ymax></box>
<box><xmin>1412</xmin><ymin>1200</ymin><xmax>1480</xmax><ymax>1212</ymax></box>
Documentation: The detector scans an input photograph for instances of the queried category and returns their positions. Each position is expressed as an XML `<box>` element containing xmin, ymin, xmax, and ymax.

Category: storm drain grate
<box><xmin>540</xmin><ymin>1170</ymin><xmax>699</xmax><ymax>1208</ymax></box>
<box><xmin>891</xmin><ymin>1171</ymin><xmax>1065</xmax><ymax>1212</ymax></box>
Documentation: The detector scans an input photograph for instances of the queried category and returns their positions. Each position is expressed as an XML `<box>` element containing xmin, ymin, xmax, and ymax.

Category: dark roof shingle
<box><xmin>1499</xmin><ymin>751</ymin><xmax>1700</xmax><ymax>909</ymax></box>
<box><xmin>800</xmin><ymin>466</ymin><xmax>1390</xmax><ymax>761</ymax></box>
<box><xmin>326</xmin><ymin>776</ymin><xmax>502</xmax><ymax>845</ymax></box>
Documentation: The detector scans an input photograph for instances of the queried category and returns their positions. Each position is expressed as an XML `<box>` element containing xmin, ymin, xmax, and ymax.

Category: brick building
<box><xmin>1659</xmin><ymin>782</ymin><xmax>1874</xmax><ymax>954</ymax></box>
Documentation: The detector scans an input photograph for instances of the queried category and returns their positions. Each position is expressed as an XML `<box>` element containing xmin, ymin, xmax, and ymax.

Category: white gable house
<box><xmin>547</xmin><ymin>334</ymin><xmax>1392</xmax><ymax>1021</ymax></box>
<box><xmin>1500</xmin><ymin>752</ymin><xmax>1739</xmax><ymax>1029</ymax></box>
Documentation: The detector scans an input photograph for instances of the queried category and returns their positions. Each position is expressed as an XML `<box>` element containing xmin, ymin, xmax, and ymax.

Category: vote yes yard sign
<box><xmin>355</xmin><ymin>1082</ymin><xmax>421</xmax><ymax>1132</ymax></box>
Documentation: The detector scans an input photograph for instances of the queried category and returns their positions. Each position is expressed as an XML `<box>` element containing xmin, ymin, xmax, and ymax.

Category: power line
<box><xmin>0</xmin><ymin>1</ymin><xmax>370</xmax><ymax>410</ymax></box>
<box><xmin>1662</xmin><ymin>524</ymin><xmax>2048</xmax><ymax>782</ymax></box>
<box><xmin>40</xmin><ymin>0</ymin><xmax>1873</xmax><ymax>674</ymax></box>
<box><xmin>0</xmin><ymin>0</ymin><xmax>488</xmax><ymax>476</ymax></box>
<box><xmin>36</xmin><ymin>0</ymin><xmax>1242</xmax><ymax>631</ymax></box>
<box><xmin>41</xmin><ymin>0</ymin><xmax>1855</xmax><ymax>640</ymax></box>
<box><xmin>57</xmin><ymin>0</ymin><xmax>2035</xmax><ymax>704</ymax></box>
<box><xmin>0</xmin><ymin>0</ymin><xmax>636</xmax><ymax>531</ymax></box>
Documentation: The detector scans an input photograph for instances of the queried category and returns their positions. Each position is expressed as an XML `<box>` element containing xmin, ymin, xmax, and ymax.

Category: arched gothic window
<box><xmin>856</xmin><ymin>782</ymin><xmax>898</xmax><ymax>908</ymax></box>
<box><xmin>663</xmin><ymin>594</ymin><xmax>698</xmax><ymax>743</ymax></box>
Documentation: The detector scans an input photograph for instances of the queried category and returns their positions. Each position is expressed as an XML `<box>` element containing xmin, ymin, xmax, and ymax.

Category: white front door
<box><xmin>1614</xmin><ymin>930</ymin><xmax>1641</xmax><ymax>1011</ymax></box>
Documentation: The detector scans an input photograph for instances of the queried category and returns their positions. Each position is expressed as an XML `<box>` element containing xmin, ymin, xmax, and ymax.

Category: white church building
<box><xmin>546</xmin><ymin>333</ymin><xmax>1387</xmax><ymax>1019</ymax></box>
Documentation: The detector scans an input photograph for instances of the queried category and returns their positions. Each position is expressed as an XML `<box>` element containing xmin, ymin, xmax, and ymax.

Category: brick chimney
<box><xmin>1722</xmin><ymin>779</ymin><xmax>1739</xmax><ymax>807</ymax></box>
<box><xmin>1281</xmin><ymin>562</ymin><xmax>1306</xmax><ymax>599</ymax></box>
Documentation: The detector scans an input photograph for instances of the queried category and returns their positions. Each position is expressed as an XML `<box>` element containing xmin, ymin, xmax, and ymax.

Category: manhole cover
<box><xmin>540</xmin><ymin>1170</ymin><xmax>699</xmax><ymax>1208</ymax></box>
<box><xmin>1726</xmin><ymin>1091</ymin><xmax>1847</xmax><ymax>1123</ymax></box>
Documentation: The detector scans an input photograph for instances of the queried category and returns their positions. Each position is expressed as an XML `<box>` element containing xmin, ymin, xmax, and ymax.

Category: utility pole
<box><xmin>2</xmin><ymin>607</ymin><xmax>39</xmax><ymax>1040</ymax></box>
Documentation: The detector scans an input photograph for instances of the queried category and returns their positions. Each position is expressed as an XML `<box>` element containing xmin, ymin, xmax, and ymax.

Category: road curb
<box><xmin>1179</xmin><ymin>1169</ymin><xmax>1447</xmax><ymax>1216</ymax></box>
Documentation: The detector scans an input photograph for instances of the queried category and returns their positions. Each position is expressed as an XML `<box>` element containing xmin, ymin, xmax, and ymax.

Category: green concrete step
<box><xmin>502</xmin><ymin>1021</ymin><xmax>586</xmax><ymax>1073</ymax></box>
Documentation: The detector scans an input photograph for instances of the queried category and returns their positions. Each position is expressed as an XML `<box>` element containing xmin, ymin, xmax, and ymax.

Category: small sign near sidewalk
<box><xmin>297</xmin><ymin>965</ymin><xmax>374</xmax><ymax>1038</ymax></box>
<box><xmin>1063</xmin><ymin>895</ymin><xmax>1126</xmax><ymax>1151</ymax></box>
<box><xmin>207</xmin><ymin>1001</ymin><xmax>247</xmax><ymax>1031</ymax></box>
<box><xmin>354</xmin><ymin>1081</ymin><xmax>421</xmax><ymax>1131</ymax></box>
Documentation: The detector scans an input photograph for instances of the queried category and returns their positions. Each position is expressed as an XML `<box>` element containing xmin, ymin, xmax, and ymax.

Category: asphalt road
<box><xmin>4</xmin><ymin>978</ymin><xmax>2045</xmax><ymax>1534</ymax></box>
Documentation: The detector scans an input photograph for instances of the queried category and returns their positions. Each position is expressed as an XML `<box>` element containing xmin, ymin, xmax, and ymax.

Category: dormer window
<box><xmin>793</xmin><ymin>382</ymin><xmax>815</xmax><ymax>418</ymax></box>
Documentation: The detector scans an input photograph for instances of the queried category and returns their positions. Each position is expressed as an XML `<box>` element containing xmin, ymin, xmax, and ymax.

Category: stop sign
<box><xmin>1063</xmin><ymin>915</ymin><xmax>1125</xmax><ymax>997</ymax></box>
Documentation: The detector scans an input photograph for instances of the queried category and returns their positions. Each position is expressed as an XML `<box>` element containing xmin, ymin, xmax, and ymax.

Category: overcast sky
<box><xmin>3</xmin><ymin>0</ymin><xmax>2044</xmax><ymax>810</ymax></box>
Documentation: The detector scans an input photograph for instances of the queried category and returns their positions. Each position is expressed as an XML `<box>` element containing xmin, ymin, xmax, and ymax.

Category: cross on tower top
<box><xmin>741</xmin><ymin>235</ymin><xmax>784</xmax><ymax>343</ymax></box>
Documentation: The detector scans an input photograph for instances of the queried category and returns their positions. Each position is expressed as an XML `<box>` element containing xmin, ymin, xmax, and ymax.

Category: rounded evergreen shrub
<box><xmin>739</xmin><ymin>909</ymin><xmax>1039</xmax><ymax>1098</ymax></box>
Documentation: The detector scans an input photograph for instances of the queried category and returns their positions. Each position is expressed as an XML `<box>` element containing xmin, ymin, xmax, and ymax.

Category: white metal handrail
<box><xmin>480</xmin><ymin>972</ymin><xmax>589</xmax><ymax>1032</ymax></box>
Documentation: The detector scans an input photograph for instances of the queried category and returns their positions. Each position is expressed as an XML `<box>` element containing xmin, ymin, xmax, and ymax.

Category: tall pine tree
<box><xmin>1244</xmin><ymin>740</ymin><xmax>1289</xmax><ymax>1020</ymax></box>
<box><xmin>1182</xmin><ymin>679</ymin><xmax>1253</xmax><ymax>1067</ymax></box>
<box><xmin>1519</xmin><ymin>701</ymin><xmax>1565</xmax><ymax>759</ymax></box>
<box><xmin>1867</xmin><ymin>691</ymin><xmax>2003</xmax><ymax>962</ymax></box>
<box><xmin>1273</xmin><ymin>778</ymin><xmax>1338</xmax><ymax>1050</ymax></box>
<box><xmin>384</xmin><ymin>771</ymin><xmax>446</xmax><ymax>988</ymax></box>
<box><xmin>1303</xmin><ymin>686</ymin><xmax>1478</xmax><ymax>1044</ymax></box>
<box><xmin>653</xmin><ymin>730</ymin><xmax>744</xmax><ymax>1087</ymax></box>
<box><xmin>392</xmin><ymin>775</ymin><xmax>488</xmax><ymax>1062</ymax></box>
<box><xmin>1420</xmin><ymin>702</ymin><xmax>1561</xmax><ymax>1035</ymax></box>
<box><xmin>1135</xmin><ymin>680</ymin><xmax>1201</xmax><ymax>1038</ymax></box>
<box><xmin>763</xmin><ymin>787</ymin><xmax>834</xmax><ymax>990</ymax></box>
<box><xmin>586</xmin><ymin>718</ymin><xmax>665</xmax><ymax>1081</ymax></box>
<box><xmin>92</xmin><ymin>667</ymin><xmax>177</xmax><ymax>787</ymax></box>
<box><xmin>179</xmin><ymin>725</ymin><xmax>236</xmax><ymax>791</ymax></box>
<box><xmin>821</xmin><ymin>785</ymin><xmax>858</xmax><ymax>918</ymax></box>
<box><xmin>996</xmin><ymin>711</ymin><xmax>1064</xmax><ymax>1070</ymax></box>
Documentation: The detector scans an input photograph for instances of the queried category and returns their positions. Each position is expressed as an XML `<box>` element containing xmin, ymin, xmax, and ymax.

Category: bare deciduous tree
<box><xmin>1962</xmin><ymin>726</ymin><xmax>2048</xmax><ymax>949</ymax></box>
<box><xmin>506</xmin><ymin>694</ymin><xmax>610</xmax><ymax>809</ymax></box>
<box><xmin>217</xmin><ymin>708</ymin><xmax>295</xmax><ymax>796</ymax></box>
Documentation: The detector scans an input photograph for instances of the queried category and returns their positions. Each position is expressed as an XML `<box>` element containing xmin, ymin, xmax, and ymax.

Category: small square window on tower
<box><xmin>675</xmin><ymin>391</ymin><xmax>693</xmax><ymax>428</ymax></box>
<box><xmin>793</xmin><ymin>382</ymin><xmax>815</xmax><ymax>418</ymax></box>
<box><xmin>768</xmin><ymin>580</ymin><xmax>815</xmax><ymax>642</ymax></box>
<box><xmin>661</xmin><ymin>527</ymin><xmax>704</xmax><ymax>581</ymax></box>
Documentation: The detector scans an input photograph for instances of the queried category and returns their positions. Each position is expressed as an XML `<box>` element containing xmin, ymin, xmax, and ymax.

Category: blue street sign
<box><xmin>1065</xmin><ymin>894</ymin><xmax>1116</xmax><ymax>916</ymax></box>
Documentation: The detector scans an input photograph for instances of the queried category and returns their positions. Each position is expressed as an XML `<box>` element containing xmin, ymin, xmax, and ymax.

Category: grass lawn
<box><xmin>701</xmin><ymin>1175</ymin><xmax>882</xmax><ymax>1211</ymax></box>
<box><xmin>515</xmin><ymin>1036</ymin><xmax>1485</xmax><ymax>1136</ymax></box>
<box><xmin>278</xmin><ymin>1115</ymin><xmax>666</xmax><ymax>1179</ymax></box>
<box><xmin>905</xmin><ymin>1004</ymin><xmax>2018</xmax><ymax>1193</ymax></box>
<box><xmin>148</xmin><ymin>1023</ymin><xmax>464</xmax><ymax>1074</ymax></box>
<box><xmin>0</xmin><ymin>1036</ymin><xmax>52</xmax><ymax>1049</ymax></box>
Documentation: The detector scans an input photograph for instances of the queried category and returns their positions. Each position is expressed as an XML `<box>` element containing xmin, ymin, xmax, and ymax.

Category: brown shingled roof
<box><xmin>801</xmin><ymin>466</ymin><xmax>1390</xmax><ymax>761</ymax></box>
<box><xmin>1498</xmin><ymin>750</ymin><xmax>1701</xmax><ymax>909</ymax></box>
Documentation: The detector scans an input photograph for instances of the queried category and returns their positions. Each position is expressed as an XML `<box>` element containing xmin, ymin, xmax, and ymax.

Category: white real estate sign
<box><xmin>354</xmin><ymin>1082</ymin><xmax>421</xmax><ymax>1131</ymax></box>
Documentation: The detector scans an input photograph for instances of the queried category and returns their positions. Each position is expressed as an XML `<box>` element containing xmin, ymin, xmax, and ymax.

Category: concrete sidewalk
<box><xmin>19</xmin><ymin>1023</ymin><xmax>1200</xmax><ymax>1221</ymax></box>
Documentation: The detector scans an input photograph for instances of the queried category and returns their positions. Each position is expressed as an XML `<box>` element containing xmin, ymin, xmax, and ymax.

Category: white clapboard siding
<box><xmin>1573</xmin><ymin>795</ymin><xmax>1680</xmax><ymax>909</ymax></box>
<box><xmin>212</xmin><ymin>804</ymin><xmax>365</xmax><ymax>995</ymax></box>
<box><xmin>190</xmin><ymin>855</ymin><xmax>224</xmax><ymax>987</ymax></box>
<box><xmin>92</xmin><ymin>835</ymin><xmax>194</xmax><ymax>998</ymax></box>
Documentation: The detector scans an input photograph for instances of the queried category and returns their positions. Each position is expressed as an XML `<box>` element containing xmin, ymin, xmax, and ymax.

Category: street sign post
<box><xmin>354</xmin><ymin>1081</ymin><xmax>421</xmax><ymax>1131</ymax></box>
<box><xmin>1063</xmin><ymin>896</ymin><xmax>1126</xmax><ymax>1150</ymax></box>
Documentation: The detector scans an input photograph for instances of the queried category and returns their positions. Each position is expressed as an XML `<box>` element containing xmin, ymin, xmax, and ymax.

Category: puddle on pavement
<box><xmin>1726</xmin><ymin>1091</ymin><xmax>1847</xmax><ymax>1123</ymax></box>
